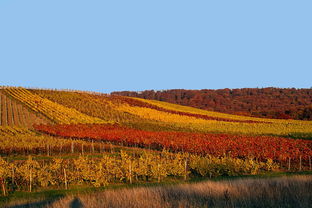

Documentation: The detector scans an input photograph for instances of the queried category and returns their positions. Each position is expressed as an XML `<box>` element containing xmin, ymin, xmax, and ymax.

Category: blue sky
<box><xmin>0</xmin><ymin>1</ymin><xmax>311</xmax><ymax>93</ymax></box>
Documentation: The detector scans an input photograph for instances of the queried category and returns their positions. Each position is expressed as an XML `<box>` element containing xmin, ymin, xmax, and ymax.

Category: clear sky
<box><xmin>0</xmin><ymin>1</ymin><xmax>311</xmax><ymax>93</ymax></box>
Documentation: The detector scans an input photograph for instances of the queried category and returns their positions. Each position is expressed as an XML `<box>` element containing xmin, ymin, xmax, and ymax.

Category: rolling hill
<box><xmin>0</xmin><ymin>86</ymin><xmax>312</xmax><ymax>205</ymax></box>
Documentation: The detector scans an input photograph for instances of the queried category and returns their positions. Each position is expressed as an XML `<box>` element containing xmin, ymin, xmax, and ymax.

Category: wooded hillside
<box><xmin>112</xmin><ymin>88</ymin><xmax>312</xmax><ymax>120</ymax></box>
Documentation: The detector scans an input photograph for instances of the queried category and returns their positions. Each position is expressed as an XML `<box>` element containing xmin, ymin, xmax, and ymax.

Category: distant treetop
<box><xmin>112</xmin><ymin>88</ymin><xmax>312</xmax><ymax>120</ymax></box>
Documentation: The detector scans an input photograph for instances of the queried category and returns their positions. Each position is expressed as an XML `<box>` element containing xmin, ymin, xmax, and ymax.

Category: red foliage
<box><xmin>112</xmin><ymin>88</ymin><xmax>312</xmax><ymax>120</ymax></box>
<box><xmin>35</xmin><ymin>124</ymin><xmax>312</xmax><ymax>163</ymax></box>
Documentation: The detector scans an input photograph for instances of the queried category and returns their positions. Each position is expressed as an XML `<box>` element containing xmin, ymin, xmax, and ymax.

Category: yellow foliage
<box><xmin>0</xmin><ymin>151</ymin><xmax>281</xmax><ymax>192</ymax></box>
<box><xmin>189</xmin><ymin>154</ymin><xmax>278</xmax><ymax>177</ymax></box>
<box><xmin>0</xmin><ymin>126</ymin><xmax>93</xmax><ymax>152</ymax></box>
<box><xmin>132</xmin><ymin>97</ymin><xmax>312</xmax><ymax>124</ymax></box>
<box><xmin>4</xmin><ymin>87</ymin><xmax>105</xmax><ymax>124</ymax></box>
<box><xmin>117</xmin><ymin>103</ymin><xmax>312</xmax><ymax>136</ymax></box>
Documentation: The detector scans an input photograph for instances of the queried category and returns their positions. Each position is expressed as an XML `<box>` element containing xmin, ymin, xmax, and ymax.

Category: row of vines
<box><xmin>0</xmin><ymin>91</ymin><xmax>50</xmax><ymax>128</ymax></box>
<box><xmin>3</xmin><ymin>88</ymin><xmax>105</xmax><ymax>124</ymax></box>
<box><xmin>30</xmin><ymin>89</ymin><xmax>198</xmax><ymax>132</ymax></box>
<box><xmin>29</xmin><ymin>88</ymin><xmax>312</xmax><ymax>136</ymax></box>
<box><xmin>0</xmin><ymin>151</ymin><xmax>279</xmax><ymax>195</ymax></box>
<box><xmin>0</xmin><ymin>127</ymin><xmax>118</xmax><ymax>156</ymax></box>
<box><xmin>117</xmin><ymin>103</ymin><xmax>312</xmax><ymax>136</ymax></box>
<box><xmin>30</xmin><ymin>89</ymin><xmax>135</xmax><ymax>123</ymax></box>
<box><xmin>35</xmin><ymin>124</ymin><xmax>312</xmax><ymax>165</ymax></box>
<box><xmin>114</xmin><ymin>96</ymin><xmax>266</xmax><ymax>123</ymax></box>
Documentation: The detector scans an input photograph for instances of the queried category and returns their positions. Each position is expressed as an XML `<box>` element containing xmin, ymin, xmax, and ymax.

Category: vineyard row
<box><xmin>3</xmin><ymin>87</ymin><xmax>105</xmax><ymax>124</ymax></box>
<box><xmin>0</xmin><ymin>151</ymin><xmax>279</xmax><ymax>195</ymax></box>
<box><xmin>35</xmin><ymin>124</ymin><xmax>312</xmax><ymax>163</ymax></box>
<box><xmin>0</xmin><ymin>91</ymin><xmax>49</xmax><ymax>128</ymax></box>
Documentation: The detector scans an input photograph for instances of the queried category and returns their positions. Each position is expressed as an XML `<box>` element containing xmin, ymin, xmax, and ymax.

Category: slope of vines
<box><xmin>4</xmin><ymin>87</ymin><xmax>105</xmax><ymax>124</ymax></box>
<box><xmin>132</xmin><ymin>97</ymin><xmax>312</xmax><ymax>124</ymax></box>
<box><xmin>0</xmin><ymin>90</ymin><xmax>50</xmax><ymax>128</ymax></box>
<box><xmin>30</xmin><ymin>89</ymin><xmax>197</xmax><ymax>132</ymax></box>
<box><xmin>117</xmin><ymin>103</ymin><xmax>312</xmax><ymax>136</ymax></box>
<box><xmin>114</xmin><ymin>96</ymin><xmax>267</xmax><ymax>123</ymax></box>
<box><xmin>29</xmin><ymin>89</ymin><xmax>312</xmax><ymax>136</ymax></box>
<box><xmin>30</xmin><ymin>89</ymin><xmax>146</xmax><ymax>123</ymax></box>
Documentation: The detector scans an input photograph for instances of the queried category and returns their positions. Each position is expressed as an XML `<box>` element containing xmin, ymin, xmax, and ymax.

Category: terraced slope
<box><xmin>116</xmin><ymin>102</ymin><xmax>312</xmax><ymax>136</ymax></box>
<box><xmin>30</xmin><ymin>89</ymin><xmax>191</xmax><ymax>132</ymax></box>
<box><xmin>130</xmin><ymin>97</ymin><xmax>299</xmax><ymax>123</ymax></box>
<box><xmin>4</xmin><ymin>87</ymin><xmax>105</xmax><ymax>124</ymax></box>
<box><xmin>30</xmin><ymin>88</ymin><xmax>312</xmax><ymax>137</ymax></box>
<box><xmin>0</xmin><ymin>90</ymin><xmax>50</xmax><ymax>128</ymax></box>
<box><xmin>30</xmin><ymin>89</ymin><xmax>141</xmax><ymax>123</ymax></box>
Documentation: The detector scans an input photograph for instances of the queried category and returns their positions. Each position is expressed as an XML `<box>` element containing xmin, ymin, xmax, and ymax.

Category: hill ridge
<box><xmin>112</xmin><ymin>87</ymin><xmax>312</xmax><ymax>120</ymax></box>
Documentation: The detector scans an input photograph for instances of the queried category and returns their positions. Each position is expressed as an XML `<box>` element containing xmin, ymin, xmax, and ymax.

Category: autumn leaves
<box><xmin>0</xmin><ymin>151</ymin><xmax>279</xmax><ymax>193</ymax></box>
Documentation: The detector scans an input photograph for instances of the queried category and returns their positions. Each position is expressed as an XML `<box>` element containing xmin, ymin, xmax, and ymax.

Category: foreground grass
<box><xmin>50</xmin><ymin>174</ymin><xmax>312</xmax><ymax>208</ymax></box>
<box><xmin>2</xmin><ymin>172</ymin><xmax>312</xmax><ymax>208</ymax></box>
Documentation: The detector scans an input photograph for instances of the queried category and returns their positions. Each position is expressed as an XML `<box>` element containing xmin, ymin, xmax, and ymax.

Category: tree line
<box><xmin>112</xmin><ymin>88</ymin><xmax>312</xmax><ymax>120</ymax></box>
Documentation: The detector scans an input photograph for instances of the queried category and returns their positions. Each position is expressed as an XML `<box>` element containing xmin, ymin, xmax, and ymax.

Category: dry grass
<box><xmin>48</xmin><ymin>175</ymin><xmax>312</xmax><ymax>208</ymax></box>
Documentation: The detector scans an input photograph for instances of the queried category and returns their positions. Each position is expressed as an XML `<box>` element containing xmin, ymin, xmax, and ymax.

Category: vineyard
<box><xmin>0</xmin><ymin>151</ymin><xmax>278</xmax><ymax>194</ymax></box>
<box><xmin>0</xmin><ymin>86</ymin><xmax>312</xmax><ymax>203</ymax></box>
<box><xmin>0</xmin><ymin>90</ymin><xmax>50</xmax><ymax>128</ymax></box>
<box><xmin>31</xmin><ymin>88</ymin><xmax>312</xmax><ymax>136</ymax></box>
<box><xmin>35</xmin><ymin>124</ymin><xmax>312</xmax><ymax>166</ymax></box>
<box><xmin>116</xmin><ymin>98</ymin><xmax>312</xmax><ymax>136</ymax></box>
<box><xmin>0</xmin><ymin>126</ymin><xmax>114</xmax><ymax>156</ymax></box>
<box><xmin>3</xmin><ymin>88</ymin><xmax>105</xmax><ymax>124</ymax></box>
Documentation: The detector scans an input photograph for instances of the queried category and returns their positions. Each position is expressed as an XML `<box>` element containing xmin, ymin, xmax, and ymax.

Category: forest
<box><xmin>112</xmin><ymin>88</ymin><xmax>312</xmax><ymax>120</ymax></box>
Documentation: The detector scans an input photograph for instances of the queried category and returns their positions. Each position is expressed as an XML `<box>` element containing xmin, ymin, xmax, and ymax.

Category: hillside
<box><xmin>112</xmin><ymin>88</ymin><xmax>312</xmax><ymax>120</ymax></box>
<box><xmin>0</xmin><ymin>86</ymin><xmax>312</xmax><ymax>207</ymax></box>
<box><xmin>0</xmin><ymin>86</ymin><xmax>310</xmax><ymax>136</ymax></box>
<box><xmin>28</xmin><ymin>88</ymin><xmax>312</xmax><ymax>137</ymax></box>
<box><xmin>0</xmin><ymin>89</ymin><xmax>51</xmax><ymax>128</ymax></box>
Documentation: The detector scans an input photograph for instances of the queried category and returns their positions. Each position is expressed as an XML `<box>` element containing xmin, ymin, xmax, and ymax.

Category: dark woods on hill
<box><xmin>112</xmin><ymin>88</ymin><xmax>312</xmax><ymax>120</ymax></box>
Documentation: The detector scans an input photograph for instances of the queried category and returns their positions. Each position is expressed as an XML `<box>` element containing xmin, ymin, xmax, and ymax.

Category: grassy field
<box><xmin>50</xmin><ymin>174</ymin><xmax>312</xmax><ymax>208</ymax></box>
<box><xmin>3</xmin><ymin>173</ymin><xmax>311</xmax><ymax>208</ymax></box>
